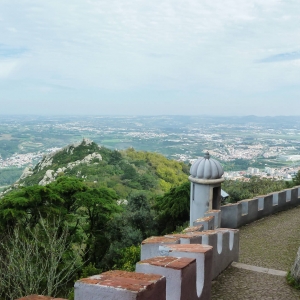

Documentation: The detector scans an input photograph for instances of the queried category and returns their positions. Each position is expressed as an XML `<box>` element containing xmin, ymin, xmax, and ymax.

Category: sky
<box><xmin>0</xmin><ymin>0</ymin><xmax>300</xmax><ymax>116</ymax></box>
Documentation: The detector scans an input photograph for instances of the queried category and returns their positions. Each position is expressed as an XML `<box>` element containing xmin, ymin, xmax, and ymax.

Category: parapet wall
<box><xmin>73</xmin><ymin>219</ymin><xmax>239</xmax><ymax>300</ymax></box>
<box><xmin>74</xmin><ymin>246</ymin><xmax>213</xmax><ymax>300</ymax></box>
<box><xmin>221</xmin><ymin>186</ymin><xmax>300</xmax><ymax>228</ymax></box>
<box><xmin>163</xmin><ymin>229</ymin><xmax>239</xmax><ymax>279</ymax></box>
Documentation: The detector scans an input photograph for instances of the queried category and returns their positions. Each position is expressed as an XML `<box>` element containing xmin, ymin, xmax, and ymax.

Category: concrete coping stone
<box><xmin>222</xmin><ymin>202</ymin><xmax>240</xmax><ymax>207</ymax></box>
<box><xmin>138</xmin><ymin>256</ymin><xmax>195</xmax><ymax>270</ymax></box>
<box><xmin>231</xmin><ymin>262</ymin><xmax>287</xmax><ymax>277</ymax></box>
<box><xmin>195</xmin><ymin>216</ymin><xmax>214</xmax><ymax>222</ymax></box>
<box><xmin>216</xmin><ymin>228</ymin><xmax>239</xmax><ymax>233</ymax></box>
<box><xmin>238</xmin><ymin>198</ymin><xmax>255</xmax><ymax>203</ymax></box>
<box><xmin>182</xmin><ymin>225</ymin><xmax>203</xmax><ymax>233</ymax></box>
<box><xmin>142</xmin><ymin>236</ymin><xmax>180</xmax><ymax>245</ymax></box>
<box><xmin>253</xmin><ymin>194</ymin><xmax>268</xmax><ymax>199</ymax></box>
<box><xmin>164</xmin><ymin>233</ymin><xmax>203</xmax><ymax>239</ymax></box>
<box><xmin>164</xmin><ymin>244</ymin><xmax>213</xmax><ymax>253</ymax></box>
<box><xmin>206</xmin><ymin>209</ymin><xmax>221</xmax><ymax>213</ymax></box>
<box><xmin>79</xmin><ymin>270</ymin><xmax>164</xmax><ymax>292</ymax></box>
<box><xmin>16</xmin><ymin>296</ymin><xmax>67</xmax><ymax>300</ymax></box>
<box><xmin>189</xmin><ymin>230</ymin><xmax>218</xmax><ymax>235</ymax></box>
<box><xmin>175</xmin><ymin>228</ymin><xmax>237</xmax><ymax>237</ymax></box>
<box><xmin>171</xmin><ymin>231</ymin><xmax>209</xmax><ymax>237</ymax></box>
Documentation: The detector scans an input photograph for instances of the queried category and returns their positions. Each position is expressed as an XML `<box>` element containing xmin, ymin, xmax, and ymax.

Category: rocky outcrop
<box><xmin>17</xmin><ymin>139</ymin><xmax>103</xmax><ymax>186</ymax></box>
<box><xmin>19</xmin><ymin>167</ymin><xmax>34</xmax><ymax>181</ymax></box>
<box><xmin>66</xmin><ymin>153</ymin><xmax>102</xmax><ymax>170</ymax></box>
<box><xmin>38</xmin><ymin>152</ymin><xmax>102</xmax><ymax>186</ymax></box>
<box><xmin>38</xmin><ymin>157</ymin><xmax>53</xmax><ymax>172</ymax></box>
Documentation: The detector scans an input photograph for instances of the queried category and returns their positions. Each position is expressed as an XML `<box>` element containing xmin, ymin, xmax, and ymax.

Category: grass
<box><xmin>287</xmin><ymin>271</ymin><xmax>300</xmax><ymax>290</ymax></box>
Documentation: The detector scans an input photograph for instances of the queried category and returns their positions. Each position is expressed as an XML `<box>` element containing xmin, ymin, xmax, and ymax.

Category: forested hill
<box><xmin>0</xmin><ymin>138</ymin><xmax>191</xmax><ymax>299</ymax></box>
<box><xmin>15</xmin><ymin>138</ymin><xmax>189</xmax><ymax>198</ymax></box>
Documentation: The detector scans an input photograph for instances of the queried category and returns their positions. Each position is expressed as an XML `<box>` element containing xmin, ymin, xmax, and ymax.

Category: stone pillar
<box><xmin>157</xmin><ymin>244</ymin><xmax>213</xmax><ymax>299</ymax></box>
<box><xmin>74</xmin><ymin>270</ymin><xmax>166</xmax><ymax>300</ymax></box>
<box><xmin>136</xmin><ymin>256</ymin><xmax>197</xmax><ymax>300</ymax></box>
<box><xmin>141</xmin><ymin>236</ymin><xmax>180</xmax><ymax>260</ymax></box>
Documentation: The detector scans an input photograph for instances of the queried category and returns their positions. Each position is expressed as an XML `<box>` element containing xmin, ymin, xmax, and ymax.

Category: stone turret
<box><xmin>189</xmin><ymin>152</ymin><xmax>224</xmax><ymax>226</ymax></box>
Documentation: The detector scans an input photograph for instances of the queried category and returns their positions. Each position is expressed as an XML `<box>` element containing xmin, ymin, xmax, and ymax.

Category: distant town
<box><xmin>0</xmin><ymin>115</ymin><xmax>300</xmax><ymax>186</ymax></box>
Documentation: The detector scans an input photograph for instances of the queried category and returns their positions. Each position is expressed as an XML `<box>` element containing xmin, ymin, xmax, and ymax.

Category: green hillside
<box><xmin>0</xmin><ymin>139</ymin><xmax>191</xmax><ymax>299</ymax></box>
<box><xmin>17</xmin><ymin>138</ymin><xmax>189</xmax><ymax>198</ymax></box>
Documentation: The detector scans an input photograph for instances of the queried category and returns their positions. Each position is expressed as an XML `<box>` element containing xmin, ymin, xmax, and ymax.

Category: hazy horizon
<box><xmin>1</xmin><ymin>114</ymin><xmax>300</xmax><ymax>119</ymax></box>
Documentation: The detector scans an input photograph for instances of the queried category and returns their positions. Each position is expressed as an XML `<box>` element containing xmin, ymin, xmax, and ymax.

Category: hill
<box><xmin>0</xmin><ymin>139</ymin><xmax>191</xmax><ymax>299</ymax></box>
<box><xmin>14</xmin><ymin>138</ymin><xmax>189</xmax><ymax>198</ymax></box>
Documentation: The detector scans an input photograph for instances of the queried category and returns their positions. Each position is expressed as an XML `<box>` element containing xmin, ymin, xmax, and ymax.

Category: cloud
<box><xmin>0</xmin><ymin>45</ymin><xmax>27</xmax><ymax>58</ymax></box>
<box><xmin>0</xmin><ymin>0</ymin><xmax>300</xmax><ymax>115</ymax></box>
<box><xmin>0</xmin><ymin>60</ymin><xmax>18</xmax><ymax>78</ymax></box>
<box><xmin>258</xmin><ymin>51</ymin><xmax>300</xmax><ymax>63</ymax></box>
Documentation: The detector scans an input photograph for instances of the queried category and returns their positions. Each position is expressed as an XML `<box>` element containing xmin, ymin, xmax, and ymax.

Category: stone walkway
<box><xmin>212</xmin><ymin>206</ymin><xmax>300</xmax><ymax>299</ymax></box>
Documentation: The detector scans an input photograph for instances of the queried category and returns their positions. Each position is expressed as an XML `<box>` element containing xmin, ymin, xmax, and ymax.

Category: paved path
<box><xmin>212</xmin><ymin>206</ymin><xmax>300</xmax><ymax>299</ymax></box>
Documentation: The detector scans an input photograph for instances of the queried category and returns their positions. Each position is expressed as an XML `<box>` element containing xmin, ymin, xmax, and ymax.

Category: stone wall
<box><xmin>73</xmin><ymin>217</ymin><xmax>239</xmax><ymax>300</ymax></box>
<box><xmin>221</xmin><ymin>186</ymin><xmax>300</xmax><ymax>228</ymax></box>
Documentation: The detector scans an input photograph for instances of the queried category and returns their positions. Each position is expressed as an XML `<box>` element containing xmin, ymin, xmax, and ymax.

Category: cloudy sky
<box><xmin>0</xmin><ymin>0</ymin><xmax>300</xmax><ymax>115</ymax></box>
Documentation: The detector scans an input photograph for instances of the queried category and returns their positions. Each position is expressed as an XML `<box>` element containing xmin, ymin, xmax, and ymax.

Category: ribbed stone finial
<box><xmin>204</xmin><ymin>152</ymin><xmax>210</xmax><ymax>159</ymax></box>
<box><xmin>190</xmin><ymin>151</ymin><xmax>224</xmax><ymax>180</ymax></box>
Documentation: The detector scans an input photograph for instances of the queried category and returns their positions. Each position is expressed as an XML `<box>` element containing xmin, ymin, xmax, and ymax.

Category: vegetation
<box><xmin>287</xmin><ymin>271</ymin><xmax>300</xmax><ymax>290</ymax></box>
<box><xmin>155</xmin><ymin>181</ymin><xmax>190</xmax><ymax>234</ymax></box>
<box><xmin>0</xmin><ymin>140</ymin><xmax>191</xmax><ymax>298</ymax></box>
<box><xmin>292</xmin><ymin>170</ymin><xmax>300</xmax><ymax>186</ymax></box>
<box><xmin>222</xmin><ymin>177</ymin><xmax>288</xmax><ymax>203</ymax></box>
<box><xmin>0</xmin><ymin>177</ymin><xmax>120</xmax><ymax>298</ymax></box>
<box><xmin>0</xmin><ymin>218</ymin><xmax>81</xmax><ymax>299</ymax></box>
<box><xmin>0</xmin><ymin>167</ymin><xmax>22</xmax><ymax>186</ymax></box>
<box><xmin>19</xmin><ymin>140</ymin><xmax>189</xmax><ymax>199</ymax></box>
<box><xmin>0</xmin><ymin>139</ymin><xmax>20</xmax><ymax>159</ymax></box>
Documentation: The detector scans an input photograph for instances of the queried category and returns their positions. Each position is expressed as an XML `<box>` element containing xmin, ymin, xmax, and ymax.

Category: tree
<box><xmin>101</xmin><ymin>191</ymin><xmax>157</xmax><ymax>271</ymax></box>
<box><xmin>222</xmin><ymin>177</ymin><xmax>287</xmax><ymax>203</ymax></box>
<box><xmin>126</xmin><ymin>191</ymin><xmax>157</xmax><ymax>239</ymax></box>
<box><xmin>0</xmin><ymin>218</ymin><xmax>81</xmax><ymax>299</ymax></box>
<box><xmin>292</xmin><ymin>170</ymin><xmax>300</xmax><ymax>186</ymax></box>
<box><xmin>154</xmin><ymin>181</ymin><xmax>190</xmax><ymax>234</ymax></box>
<box><xmin>0</xmin><ymin>176</ymin><xmax>120</xmax><ymax>273</ymax></box>
<box><xmin>75</xmin><ymin>187</ymin><xmax>119</xmax><ymax>266</ymax></box>
<box><xmin>108</xmin><ymin>150</ymin><xmax>122</xmax><ymax>165</ymax></box>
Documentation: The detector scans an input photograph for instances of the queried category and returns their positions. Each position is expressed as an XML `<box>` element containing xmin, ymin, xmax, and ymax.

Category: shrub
<box><xmin>0</xmin><ymin>218</ymin><xmax>82</xmax><ymax>299</ymax></box>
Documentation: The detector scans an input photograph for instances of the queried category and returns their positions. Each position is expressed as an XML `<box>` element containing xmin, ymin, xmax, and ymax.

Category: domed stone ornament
<box><xmin>190</xmin><ymin>152</ymin><xmax>224</xmax><ymax>180</ymax></box>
